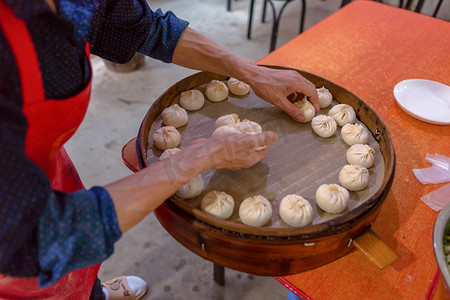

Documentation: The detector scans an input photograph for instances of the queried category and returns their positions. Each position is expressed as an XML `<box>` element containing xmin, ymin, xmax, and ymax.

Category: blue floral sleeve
<box><xmin>85</xmin><ymin>0</ymin><xmax>189</xmax><ymax>63</ymax></box>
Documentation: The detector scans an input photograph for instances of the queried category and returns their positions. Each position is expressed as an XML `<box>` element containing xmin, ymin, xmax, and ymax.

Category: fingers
<box><xmin>258</xmin><ymin>131</ymin><xmax>278</xmax><ymax>146</ymax></box>
<box><xmin>278</xmin><ymin>75</ymin><xmax>320</xmax><ymax>120</ymax></box>
<box><xmin>299</xmin><ymin>79</ymin><xmax>320</xmax><ymax>113</ymax></box>
<box><xmin>278</xmin><ymin>97</ymin><xmax>306</xmax><ymax>122</ymax></box>
<box><xmin>303</xmin><ymin>87</ymin><xmax>320</xmax><ymax>113</ymax></box>
<box><xmin>242</xmin><ymin>131</ymin><xmax>278</xmax><ymax>150</ymax></box>
<box><xmin>228</xmin><ymin>131</ymin><xmax>278</xmax><ymax>167</ymax></box>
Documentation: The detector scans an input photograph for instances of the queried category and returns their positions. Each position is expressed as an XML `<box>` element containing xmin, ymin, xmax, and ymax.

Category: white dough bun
<box><xmin>239</xmin><ymin>195</ymin><xmax>273</xmax><ymax>227</ymax></box>
<box><xmin>179</xmin><ymin>89</ymin><xmax>205</xmax><ymax>111</ymax></box>
<box><xmin>234</xmin><ymin>119</ymin><xmax>262</xmax><ymax>134</ymax></box>
<box><xmin>159</xmin><ymin>147</ymin><xmax>181</xmax><ymax>161</ymax></box>
<box><xmin>176</xmin><ymin>174</ymin><xmax>204</xmax><ymax>199</ymax></box>
<box><xmin>311</xmin><ymin>115</ymin><xmax>337</xmax><ymax>138</ymax></box>
<box><xmin>152</xmin><ymin>126</ymin><xmax>181</xmax><ymax>150</ymax></box>
<box><xmin>338</xmin><ymin>164</ymin><xmax>369</xmax><ymax>191</ymax></box>
<box><xmin>279</xmin><ymin>194</ymin><xmax>313</xmax><ymax>227</ymax></box>
<box><xmin>315</xmin><ymin>184</ymin><xmax>349</xmax><ymax>214</ymax></box>
<box><xmin>293</xmin><ymin>98</ymin><xmax>316</xmax><ymax>122</ymax></box>
<box><xmin>328</xmin><ymin>104</ymin><xmax>356</xmax><ymax>126</ymax></box>
<box><xmin>317</xmin><ymin>86</ymin><xmax>333</xmax><ymax>108</ymax></box>
<box><xmin>341</xmin><ymin>123</ymin><xmax>370</xmax><ymax>146</ymax></box>
<box><xmin>206</xmin><ymin>80</ymin><xmax>228</xmax><ymax>102</ymax></box>
<box><xmin>215</xmin><ymin>113</ymin><xmax>239</xmax><ymax>129</ymax></box>
<box><xmin>201</xmin><ymin>191</ymin><xmax>235</xmax><ymax>219</ymax></box>
<box><xmin>227</xmin><ymin>78</ymin><xmax>250</xmax><ymax>96</ymax></box>
<box><xmin>212</xmin><ymin>125</ymin><xmax>242</xmax><ymax>137</ymax></box>
<box><xmin>233</xmin><ymin>120</ymin><xmax>265</xmax><ymax>150</ymax></box>
<box><xmin>161</xmin><ymin>104</ymin><xmax>188</xmax><ymax>128</ymax></box>
<box><xmin>346</xmin><ymin>144</ymin><xmax>375</xmax><ymax>168</ymax></box>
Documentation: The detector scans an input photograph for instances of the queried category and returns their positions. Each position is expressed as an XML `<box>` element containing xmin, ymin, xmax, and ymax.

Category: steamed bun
<box><xmin>176</xmin><ymin>174</ymin><xmax>204</xmax><ymax>199</ymax></box>
<box><xmin>179</xmin><ymin>90</ymin><xmax>205</xmax><ymax>111</ymax></box>
<box><xmin>346</xmin><ymin>144</ymin><xmax>375</xmax><ymax>168</ymax></box>
<box><xmin>317</xmin><ymin>87</ymin><xmax>333</xmax><ymax>108</ymax></box>
<box><xmin>206</xmin><ymin>80</ymin><xmax>228</xmax><ymax>102</ymax></box>
<box><xmin>152</xmin><ymin>126</ymin><xmax>181</xmax><ymax>150</ymax></box>
<box><xmin>201</xmin><ymin>191</ymin><xmax>235</xmax><ymax>219</ymax></box>
<box><xmin>315</xmin><ymin>184</ymin><xmax>349</xmax><ymax>214</ymax></box>
<box><xmin>161</xmin><ymin>104</ymin><xmax>188</xmax><ymax>128</ymax></box>
<box><xmin>227</xmin><ymin>78</ymin><xmax>250</xmax><ymax>96</ymax></box>
<box><xmin>215</xmin><ymin>113</ymin><xmax>239</xmax><ymax>129</ymax></box>
<box><xmin>328</xmin><ymin>104</ymin><xmax>356</xmax><ymax>126</ymax></box>
<box><xmin>234</xmin><ymin>119</ymin><xmax>265</xmax><ymax>150</ymax></box>
<box><xmin>279</xmin><ymin>194</ymin><xmax>313</xmax><ymax>227</ymax></box>
<box><xmin>234</xmin><ymin>119</ymin><xmax>262</xmax><ymax>134</ymax></box>
<box><xmin>341</xmin><ymin>123</ymin><xmax>370</xmax><ymax>146</ymax></box>
<box><xmin>159</xmin><ymin>147</ymin><xmax>181</xmax><ymax>161</ymax></box>
<box><xmin>311</xmin><ymin>115</ymin><xmax>337</xmax><ymax>138</ymax></box>
<box><xmin>338</xmin><ymin>164</ymin><xmax>369</xmax><ymax>191</ymax></box>
<box><xmin>239</xmin><ymin>195</ymin><xmax>272</xmax><ymax>227</ymax></box>
<box><xmin>293</xmin><ymin>98</ymin><xmax>316</xmax><ymax>122</ymax></box>
<box><xmin>212</xmin><ymin>125</ymin><xmax>242</xmax><ymax>137</ymax></box>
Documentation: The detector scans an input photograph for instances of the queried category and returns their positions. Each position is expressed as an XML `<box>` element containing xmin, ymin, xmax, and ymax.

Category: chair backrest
<box><xmin>342</xmin><ymin>0</ymin><xmax>445</xmax><ymax>19</ymax></box>
<box><xmin>400</xmin><ymin>0</ymin><xmax>444</xmax><ymax>18</ymax></box>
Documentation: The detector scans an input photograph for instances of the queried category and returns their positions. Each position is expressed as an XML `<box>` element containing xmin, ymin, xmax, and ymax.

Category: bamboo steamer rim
<box><xmin>137</xmin><ymin>65</ymin><xmax>396</xmax><ymax>238</ymax></box>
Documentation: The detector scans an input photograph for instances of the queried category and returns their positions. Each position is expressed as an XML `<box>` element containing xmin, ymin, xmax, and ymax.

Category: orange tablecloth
<box><xmin>259</xmin><ymin>1</ymin><xmax>450</xmax><ymax>298</ymax></box>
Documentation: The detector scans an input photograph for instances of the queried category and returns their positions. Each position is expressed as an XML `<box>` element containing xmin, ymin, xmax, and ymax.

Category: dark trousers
<box><xmin>89</xmin><ymin>278</ymin><xmax>105</xmax><ymax>300</ymax></box>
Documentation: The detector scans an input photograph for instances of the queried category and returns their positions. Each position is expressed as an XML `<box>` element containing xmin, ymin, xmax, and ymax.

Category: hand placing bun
<box><xmin>184</xmin><ymin>131</ymin><xmax>278</xmax><ymax>170</ymax></box>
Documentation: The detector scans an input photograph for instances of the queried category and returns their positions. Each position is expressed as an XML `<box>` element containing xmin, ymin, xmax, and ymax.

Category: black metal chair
<box><xmin>405</xmin><ymin>0</ymin><xmax>444</xmax><ymax>16</ymax></box>
<box><xmin>227</xmin><ymin>0</ymin><xmax>232</xmax><ymax>11</ymax></box>
<box><xmin>247</xmin><ymin>0</ymin><xmax>306</xmax><ymax>52</ymax></box>
<box><xmin>341</xmin><ymin>0</ymin><xmax>444</xmax><ymax>17</ymax></box>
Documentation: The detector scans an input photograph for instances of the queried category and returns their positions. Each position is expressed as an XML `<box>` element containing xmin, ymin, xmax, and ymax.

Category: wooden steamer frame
<box><xmin>134</xmin><ymin>66</ymin><xmax>397</xmax><ymax>275</ymax></box>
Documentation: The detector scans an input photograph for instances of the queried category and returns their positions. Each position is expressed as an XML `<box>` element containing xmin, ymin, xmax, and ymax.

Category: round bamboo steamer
<box><xmin>135</xmin><ymin>66</ymin><xmax>396</xmax><ymax>275</ymax></box>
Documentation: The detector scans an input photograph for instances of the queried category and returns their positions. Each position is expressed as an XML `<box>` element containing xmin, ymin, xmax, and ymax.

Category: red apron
<box><xmin>0</xmin><ymin>2</ymin><xmax>100</xmax><ymax>299</ymax></box>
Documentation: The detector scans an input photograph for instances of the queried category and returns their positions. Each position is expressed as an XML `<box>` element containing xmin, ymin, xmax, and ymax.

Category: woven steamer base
<box><xmin>136</xmin><ymin>66</ymin><xmax>395</xmax><ymax>275</ymax></box>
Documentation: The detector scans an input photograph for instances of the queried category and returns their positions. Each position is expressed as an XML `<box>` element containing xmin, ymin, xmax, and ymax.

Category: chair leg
<box><xmin>340</xmin><ymin>0</ymin><xmax>352</xmax><ymax>8</ymax></box>
<box><xmin>414</xmin><ymin>0</ymin><xmax>426</xmax><ymax>13</ymax></box>
<box><xmin>227</xmin><ymin>0</ymin><xmax>231</xmax><ymax>11</ymax></box>
<box><xmin>299</xmin><ymin>0</ymin><xmax>306</xmax><ymax>34</ymax></box>
<box><xmin>213</xmin><ymin>263</ymin><xmax>225</xmax><ymax>286</ymax></box>
<box><xmin>247</xmin><ymin>0</ymin><xmax>256</xmax><ymax>39</ymax></box>
<box><xmin>404</xmin><ymin>0</ymin><xmax>413</xmax><ymax>10</ymax></box>
<box><xmin>268</xmin><ymin>0</ymin><xmax>293</xmax><ymax>52</ymax></box>
<box><xmin>432</xmin><ymin>0</ymin><xmax>443</xmax><ymax>17</ymax></box>
<box><xmin>262</xmin><ymin>0</ymin><xmax>268</xmax><ymax>23</ymax></box>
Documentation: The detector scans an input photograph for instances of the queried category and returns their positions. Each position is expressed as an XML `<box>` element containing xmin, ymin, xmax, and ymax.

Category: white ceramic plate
<box><xmin>393</xmin><ymin>79</ymin><xmax>450</xmax><ymax>125</ymax></box>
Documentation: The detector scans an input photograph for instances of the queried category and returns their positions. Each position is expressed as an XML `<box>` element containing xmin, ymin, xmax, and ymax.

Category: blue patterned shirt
<box><xmin>0</xmin><ymin>0</ymin><xmax>188</xmax><ymax>287</ymax></box>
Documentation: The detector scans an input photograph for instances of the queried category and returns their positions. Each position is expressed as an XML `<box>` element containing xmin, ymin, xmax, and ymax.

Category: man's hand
<box><xmin>172</xmin><ymin>27</ymin><xmax>319</xmax><ymax>122</ymax></box>
<box><xmin>243</xmin><ymin>65</ymin><xmax>320</xmax><ymax>122</ymax></box>
<box><xmin>183</xmin><ymin>131</ymin><xmax>278</xmax><ymax>171</ymax></box>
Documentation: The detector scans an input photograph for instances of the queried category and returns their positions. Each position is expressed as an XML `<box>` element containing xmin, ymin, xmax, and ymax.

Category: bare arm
<box><xmin>105</xmin><ymin>132</ymin><xmax>277</xmax><ymax>232</ymax></box>
<box><xmin>172</xmin><ymin>27</ymin><xmax>320</xmax><ymax>121</ymax></box>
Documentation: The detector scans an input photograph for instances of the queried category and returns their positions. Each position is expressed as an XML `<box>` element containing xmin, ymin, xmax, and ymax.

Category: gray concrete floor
<box><xmin>65</xmin><ymin>0</ymin><xmax>448</xmax><ymax>299</ymax></box>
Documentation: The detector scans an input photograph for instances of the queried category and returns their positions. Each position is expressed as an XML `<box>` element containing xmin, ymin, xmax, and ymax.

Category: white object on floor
<box><xmin>102</xmin><ymin>276</ymin><xmax>147</xmax><ymax>300</ymax></box>
<box><xmin>102</xmin><ymin>287</ymin><xmax>109</xmax><ymax>300</ymax></box>
<box><xmin>393</xmin><ymin>79</ymin><xmax>450</xmax><ymax>125</ymax></box>
<box><xmin>420</xmin><ymin>183</ymin><xmax>450</xmax><ymax>211</ymax></box>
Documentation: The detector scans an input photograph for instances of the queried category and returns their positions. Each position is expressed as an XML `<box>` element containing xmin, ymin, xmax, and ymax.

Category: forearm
<box><xmin>104</xmin><ymin>131</ymin><xmax>277</xmax><ymax>233</ymax></box>
<box><xmin>172</xmin><ymin>27</ymin><xmax>258</xmax><ymax>84</ymax></box>
<box><xmin>172</xmin><ymin>27</ymin><xmax>320</xmax><ymax>121</ymax></box>
<box><xmin>104</xmin><ymin>145</ymin><xmax>211</xmax><ymax>232</ymax></box>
